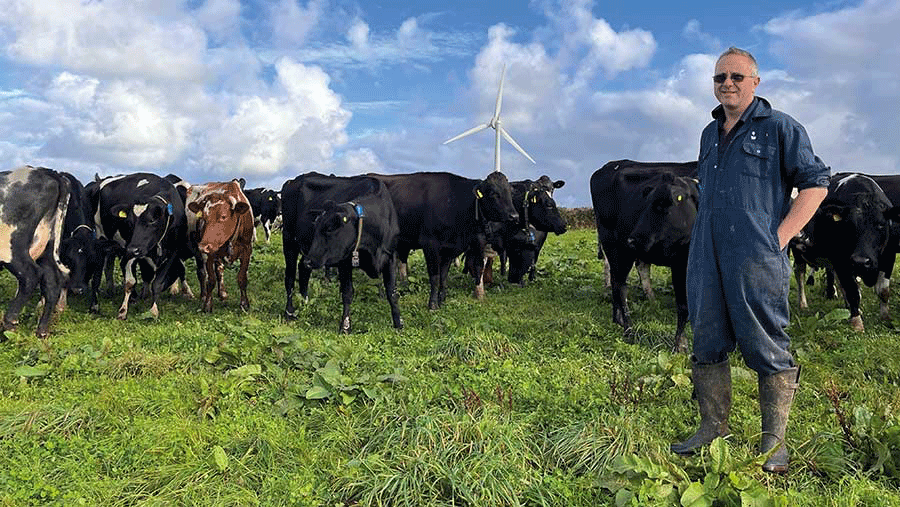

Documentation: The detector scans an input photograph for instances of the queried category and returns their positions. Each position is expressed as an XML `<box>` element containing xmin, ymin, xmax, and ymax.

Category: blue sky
<box><xmin>0</xmin><ymin>0</ymin><xmax>896</xmax><ymax>206</ymax></box>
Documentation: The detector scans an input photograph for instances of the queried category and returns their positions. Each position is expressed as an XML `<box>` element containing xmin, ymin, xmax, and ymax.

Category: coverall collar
<box><xmin>711</xmin><ymin>96</ymin><xmax>772</xmax><ymax>125</ymax></box>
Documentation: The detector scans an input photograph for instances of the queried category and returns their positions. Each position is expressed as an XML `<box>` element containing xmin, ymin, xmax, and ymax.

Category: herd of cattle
<box><xmin>0</xmin><ymin>161</ymin><xmax>895</xmax><ymax>344</ymax></box>
<box><xmin>0</xmin><ymin>166</ymin><xmax>565</xmax><ymax>338</ymax></box>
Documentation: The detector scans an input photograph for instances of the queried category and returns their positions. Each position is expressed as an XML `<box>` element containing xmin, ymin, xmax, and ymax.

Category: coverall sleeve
<box><xmin>781</xmin><ymin>119</ymin><xmax>830</xmax><ymax>190</ymax></box>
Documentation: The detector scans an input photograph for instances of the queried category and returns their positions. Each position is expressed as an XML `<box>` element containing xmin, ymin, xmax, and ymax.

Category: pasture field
<box><xmin>1</xmin><ymin>225</ymin><xmax>900</xmax><ymax>506</ymax></box>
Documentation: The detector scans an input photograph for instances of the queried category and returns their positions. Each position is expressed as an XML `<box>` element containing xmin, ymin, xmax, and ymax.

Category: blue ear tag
<box><xmin>167</xmin><ymin>203</ymin><xmax>174</xmax><ymax>216</ymax></box>
<box><xmin>355</xmin><ymin>204</ymin><xmax>365</xmax><ymax>218</ymax></box>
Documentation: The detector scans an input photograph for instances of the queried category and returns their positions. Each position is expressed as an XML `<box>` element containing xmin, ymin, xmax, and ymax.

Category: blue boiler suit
<box><xmin>687</xmin><ymin>97</ymin><xmax>830</xmax><ymax>376</ymax></box>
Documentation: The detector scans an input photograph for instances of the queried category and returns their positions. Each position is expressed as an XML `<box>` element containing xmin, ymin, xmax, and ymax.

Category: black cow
<box><xmin>92</xmin><ymin>173</ymin><xmax>186</xmax><ymax>319</ymax></box>
<box><xmin>590</xmin><ymin>162</ymin><xmax>700</xmax><ymax>352</ymax></box>
<box><xmin>0</xmin><ymin>166</ymin><xmax>70</xmax><ymax>338</ymax></box>
<box><xmin>282</xmin><ymin>173</ymin><xmax>400</xmax><ymax>329</ymax></box>
<box><xmin>245</xmin><ymin>188</ymin><xmax>281</xmax><ymax>243</ymax></box>
<box><xmin>792</xmin><ymin>173</ymin><xmax>900</xmax><ymax>331</ymax></box>
<box><xmin>370</xmin><ymin>171</ymin><xmax>519</xmax><ymax>309</ymax></box>
<box><xmin>57</xmin><ymin>172</ymin><xmax>118</xmax><ymax>309</ymax></box>
<box><xmin>302</xmin><ymin>181</ymin><xmax>402</xmax><ymax>333</ymax></box>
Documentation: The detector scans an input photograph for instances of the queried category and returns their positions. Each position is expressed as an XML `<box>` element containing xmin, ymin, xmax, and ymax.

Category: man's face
<box><xmin>713</xmin><ymin>54</ymin><xmax>760</xmax><ymax>114</ymax></box>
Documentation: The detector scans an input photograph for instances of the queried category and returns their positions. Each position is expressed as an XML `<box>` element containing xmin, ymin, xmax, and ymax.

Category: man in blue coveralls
<box><xmin>670</xmin><ymin>47</ymin><xmax>830</xmax><ymax>473</ymax></box>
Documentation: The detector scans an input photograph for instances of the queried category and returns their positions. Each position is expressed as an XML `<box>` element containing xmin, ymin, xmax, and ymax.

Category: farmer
<box><xmin>670</xmin><ymin>47</ymin><xmax>830</xmax><ymax>473</ymax></box>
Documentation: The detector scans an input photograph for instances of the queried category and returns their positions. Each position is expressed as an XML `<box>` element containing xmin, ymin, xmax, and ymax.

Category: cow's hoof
<box><xmin>240</xmin><ymin>300</ymin><xmax>250</xmax><ymax>312</ymax></box>
<box><xmin>428</xmin><ymin>302</ymin><xmax>440</xmax><ymax>311</ymax></box>
<box><xmin>473</xmin><ymin>287</ymin><xmax>485</xmax><ymax>300</ymax></box>
<box><xmin>89</xmin><ymin>305</ymin><xmax>100</xmax><ymax>314</ymax></box>
<box><xmin>3</xmin><ymin>318</ymin><xmax>17</xmax><ymax>332</ymax></box>
<box><xmin>117</xmin><ymin>308</ymin><xmax>128</xmax><ymax>320</ymax></box>
<box><xmin>284</xmin><ymin>311</ymin><xmax>297</xmax><ymax>321</ymax></box>
<box><xmin>849</xmin><ymin>315</ymin><xmax>865</xmax><ymax>332</ymax></box>
<box><xmin>35</xmin><ymin>329</ymin><xmax>49</xmax><ymax>340</ymax></box>
<box><xmin>219</xmin><ymin>291</ymin><xmax>228</xmax><ymax>301</ymax></box>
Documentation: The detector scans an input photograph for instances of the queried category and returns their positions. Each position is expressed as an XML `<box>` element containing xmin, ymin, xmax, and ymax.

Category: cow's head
<box><xmin>475</xmin><ymin>172</ymin><xmax>518</xmax><ymax>223</ymax></box>
<box><xmin>304</xmin><ymin>201</ymin><xmax>360</xmax><ymax>269</ymax></box>
<box><xmin>59</xmin><ymin>226</ymin><xmax>95</xmax><ymax>294</ymax></box>
<box><xmin>816</xmin><ymin>198</ymin><xmax>900</xmax><ymax>286</ymax></box>
<box><xmin>522</xmin><ymin>181</ymin><xmax>567</xmax><ymax>235</ymax></box>
<box><xmin>627</xmin><ymin>173</ymin><xmax>698</xmax><ymax>260</ymax></box>
<box><xmin>187</xmin><ymin>183</ymin><xmax>251</xmax><ymax>255</ymax></box>
<box><xmin>113</xmin><ymin>196</ymin><xmax>176</xmax><ymax>259</ymax></box>
<box><xmin>506</xmin><ymin>225</ymin><xmax>540</xmax><ymax>286</ymax></box>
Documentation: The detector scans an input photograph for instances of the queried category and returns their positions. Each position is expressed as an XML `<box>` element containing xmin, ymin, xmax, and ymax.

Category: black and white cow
<box><xmin>245</xmin><ymin>188</ymin><xmax>282</xmax><ymax>243</ymax></box>
<box><xmin>792</xmin><ymin>173</ymin><xmax>900</xmax><ymax>331</ymax></box>
<box><xmin>370</xmin><ymin>171</ymin><xmax>519</xmax><ymax>308</ymax></box>
<box><xmin>590</xmin><ymin>162</ymin><xmax>700</xmax><ymax>352</ymax></box>
<box><xmin>0</xmin><ymin>166</ymin><xmax>71</xmax><ymax>338</ymax></box>
<box><xmin>301</xmin><ymin>179</ymin><xmax>402</xmax><ymax>333</ymax></box>
<box><xmin>282</xmin><ymin>173</ymin><xmax>401</xmax><ymax>330</ymax></box>
<box><xmin>92</xmin><ymin>173</ymin><xmax>186</xmax><ymax>319</ymax></box>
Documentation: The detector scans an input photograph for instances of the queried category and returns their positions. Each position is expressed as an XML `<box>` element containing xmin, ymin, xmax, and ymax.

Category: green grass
<box><xmin>1</xmin><ymin>227</ymin><xmax>900</xmax><ymax>505</ymax></box>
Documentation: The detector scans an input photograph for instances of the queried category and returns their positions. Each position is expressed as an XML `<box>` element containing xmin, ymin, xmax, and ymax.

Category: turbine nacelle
<box><xmin>443</xmin><ymin>64</ymin><xmax>535</xmax><ymax>173</ymax></box>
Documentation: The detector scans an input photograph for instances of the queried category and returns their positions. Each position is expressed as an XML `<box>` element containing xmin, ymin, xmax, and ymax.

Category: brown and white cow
<box><xmin>186</xmin><ymin>180</ymin><xmax>254</xmax><ymax>313</ymax></box>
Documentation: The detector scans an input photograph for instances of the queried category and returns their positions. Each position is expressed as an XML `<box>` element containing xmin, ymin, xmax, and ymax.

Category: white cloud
<box><xmin>271</xmin><ymin>0</ymin><xmax>324</xmax><ymax>48</ymax></box>
<box><xmin>682</xmin><ymin>20</ymin><xmax>721</xmax><ymax>52</ymax></box>
<box><xmin>194</xmin><ymin>0</ymin><xmax>242</xmax><ymax>43</ymax></box>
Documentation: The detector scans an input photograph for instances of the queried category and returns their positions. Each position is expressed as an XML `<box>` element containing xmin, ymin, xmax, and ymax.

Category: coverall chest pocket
<box><xmin>740</xmin><ymin>141</ymin><xmax>777</xmax><ymax>180</ymax></box>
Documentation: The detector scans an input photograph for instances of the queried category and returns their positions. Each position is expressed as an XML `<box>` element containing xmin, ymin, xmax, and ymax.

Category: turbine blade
<box><xmin>500</xmin><ymin>126</ymin><xmax>536</xmax><ymax>164</ymax></box>
<box><xmin>443</xmin><ymin>123</ymin><xmax>490</xmax><ymax>144</ymax></box>
<box><xmin>493</xmin><ymin>64</ymin><xmax>506</xmax><ymax>121</ymax></box>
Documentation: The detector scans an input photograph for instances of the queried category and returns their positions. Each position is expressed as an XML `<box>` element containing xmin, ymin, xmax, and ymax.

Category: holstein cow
<box><xmin>0</xmin><ymin>166</ymin><xmax>70</xmax><ymax>338</ymax></box>
<box><xmin>302</xmin><ymin>181</ymin><xmax>402</xmax><ymax>333</ymax></box>
<box><xmin>245</xmin><ymin>188</ymin><xmax>282</xmax><ymax>243</ymax></box>
<box><xmin>282</xmin><ymin>173</ymin><xmax>401</xmax><ymax>330</ymax></box>
<box><xmin>792</xmin><ymin>173</ymin><xmax>900</xmax><ymax>331</ymax></box>
<box><xmin>58</xmin><ymin>172</ymin><xmax>118</xmax><ymax>309</ymax></box>
<box><xmin>370</xmin><ymin>171</ymin><xmax>519</xmax><ymax>309</ymax></box>
<box><xmin>185</xmin><ymin>180</ymin><xmax>255</xmax><ymax>313</ymax></box>
<box><xmin>590</xmin><ymin>162</ymin><xmax>700</xmax><ymax>352</ymax></box>
<box><xmin>92</xmin><ymin>173</ymin><xmax>186</xmax><ymax>319</ymax></box>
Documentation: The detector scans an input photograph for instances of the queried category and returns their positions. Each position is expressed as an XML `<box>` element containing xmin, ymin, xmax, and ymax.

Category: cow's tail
<box><xmin>49</xmin><ymin>170</ymin><xmax>71</xmax><ymax>277</ymax></box>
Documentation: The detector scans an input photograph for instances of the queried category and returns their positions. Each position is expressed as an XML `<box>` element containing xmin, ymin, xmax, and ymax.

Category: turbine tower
<box><xmin>443</xmin><ymin>64</ymin><xmax>536</xmax><ymax>172</ymax></box>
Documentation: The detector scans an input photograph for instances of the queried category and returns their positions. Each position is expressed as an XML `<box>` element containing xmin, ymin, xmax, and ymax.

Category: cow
<box><xmin>244</xmin><ymin>188</ymin><xmax>282</xmax><ymax>243</ymax></box>
<box><xmin>492</xmin><ymin>176</ymin><xmax>568</xmax><ymax>284</ymax></box>
<box><xmin>590</xmin><ymin>162</ymin><xmax>700</xmax><ymax>353</ymax></box>
<box><xmin>57</xmin><ymin>172</ymin><xmax>119</xmax><ymax>310</ymax></box>
<box><xmin>282</xmin><ymin>173</ymin><xmax>401</xmax><ymax>329</ymax></box>
<box><xmin>0</xmin><ymin>166</ymin><xmax>70</xmax><ymax>338</ymax></box>
<box><xmin>301</xmin><ymin>181</ymin><xmax>402</xmax><ymax>333</ymax></box>
<box><xmin>92</xmin><ymin>173</ymin><xmax>186</xmax><ymax>320</ymax></box>
<box><xmin>792</xmin><ymin>173</ymin><xmax>900</xmax><ymax>331</ymax></box>
<box><xmin>370</xmin><ymin>171</ymin><xmax>519</xmax><ymax>309</ymax></box>
<box><xmin>185</xmin><ymin>180</ymin><xmax>255</xmax><ymax>313</ymax></box>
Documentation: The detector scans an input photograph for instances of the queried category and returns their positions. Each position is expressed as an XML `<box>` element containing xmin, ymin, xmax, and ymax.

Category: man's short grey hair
<box><xmin>718</xmin><ymin>47</ymin><xmax>758</xmax><ymax>77</ymax></box>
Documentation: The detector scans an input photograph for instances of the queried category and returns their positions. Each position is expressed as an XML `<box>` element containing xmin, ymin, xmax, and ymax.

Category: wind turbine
<box><xmin>443</xmin><ymin>64</ymin><xmax>536</xmax><ymax>172</ymax></box>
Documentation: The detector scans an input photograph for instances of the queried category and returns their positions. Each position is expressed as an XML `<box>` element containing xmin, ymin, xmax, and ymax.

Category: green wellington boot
<box><xmin>671</xmin><ymin>359</ymin><xmax>732</xmax><ymax>455</ymax></box>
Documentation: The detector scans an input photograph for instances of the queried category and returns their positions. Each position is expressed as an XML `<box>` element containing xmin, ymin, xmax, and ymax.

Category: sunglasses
<box><xmin>713</xmin><ymin>73</ymin><xmax>755</xmax><ymax>83</ymax></box>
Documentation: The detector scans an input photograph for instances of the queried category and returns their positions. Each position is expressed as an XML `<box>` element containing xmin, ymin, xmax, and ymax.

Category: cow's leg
<box><xmin>636</xmin><ymin>260</ymin><xmax>655</xmax><ymax>301</ymax></box>
<box><xmin>194</xmin><ymin>252</ymin><xmax>207</xmax><ymax>302</ymax></box>
<box><xmin>794</xmin><ymin>258</ymin><xmax>808</xmax><ymax>309</ymax></box>
<box><xmin>825</xmin><ymin>267</ymin><xmax>837</xmax><ymax>299</ymax></box>
<box><xmin>835</xmin><ymin>266</ymin><xmax>864</xmax><ymax>331</ymax></box>
<box><xmin>117</xmin><ymin>258</ymin><xmax>138</xmax><ymax>320</ymax></box>
<box><xmin>604</xmin><ymin>243</ymin><xmax>635</xmax><ymax>336</ymax></box>
<box><xmin>671</xmin><ymin>258</ymin><xmax>689</xmax><ymax>354</ymax></box>
<box><xmin>2</xmin><ymin>259</ymin><xmax>40</xmax><ymax>332</ymax></box>
<box><xmin>877</xmin><ymin>249</ymin><xmax>895</xmax><ymax>323</ymax></box>
<box><xmin>383</xmin><ymin>257</ymin><xmax>403</xmax><ymax>329</ymax></box>
<box><xmin>202</xmin><ymin>256</ymin><xmax>217</xmax><ymax>313</ymax></box>
<box><xmin>216</xmin><ymin>261</ymin><xmax>227</xmax><ymax>300</ymax></box>
<box><xmin>283</xmin><ymin>243</ymin><xmax>300</xmax><ymax>319</ymax></box>
<box><xmin>337</xmin><ymin>263</ymin><xmax>354</xmax><ymax>334</ymax></box>
<box><xmin>423</xmin><ymin>246</ymin><xmax>442</xmax><ymax>310</ymax></box>
<box><xmin>104</xmin><ymin>254</ymin><xmax>116</xmax><ymax>294</ymax></box>
<box><xmin>35</xmin><ymin>255</ymin><xmax>63</xmax><ymax>338</ymax></box>
<box><xmin>237</xmin><ymin>249</ymin><xmax>251</xmax><ymax>311</ymax></box>
<box><xmin>89</xmin><ymin>260</ymin><xmax>103</xmax><ymax>313</ymax></box>
<box><xmin>438</xmin><ymin>255</ymin><xmax>454</xmax><ymax>306</ymax></box>
<box><xmin>396</xmin><ymin>245</ymin><xmax>410</xmax><ymax>282</ymax></box>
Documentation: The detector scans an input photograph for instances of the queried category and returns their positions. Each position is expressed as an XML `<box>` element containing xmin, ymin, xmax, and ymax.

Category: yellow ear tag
<box><xmin>476</xmin><ymin>190</ymin><xmax>483</xmax><ymax>199</ymax></box>
<box><xmin>677</xmin><ymin>195</ymin><xmax>683</xmax><ymax>202</ymax></box>
<box><xmin>832</xmin><ymin>214</ymin><xmax>841</xmax><ymax>222</ymax></box>
<box><xmin>196</xmin><ymin>211</ymin><xmax>203</xmax><ymax>219</ymax></box>
<box><xmin>531</xmin><ymin>196</ymin><xmax>537</xmax><ymax>203</ymax></box>
<box><xmin>118</xmin><ymin>210</ymin><xmax>127</xmax><ymax>218</ymax></box>
<box><xmin>343</xmin><ymin>216</ymin><xmax>348</xmax><ymax>223</ymax></box>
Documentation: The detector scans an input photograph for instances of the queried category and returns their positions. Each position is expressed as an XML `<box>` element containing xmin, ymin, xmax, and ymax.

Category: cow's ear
<box><xmin>188</xmin><ymin>201</ymin><xmax>203</xmax><ymax>213</ymax></box>
<box><xmin>234</xmin><ymin>202</ymin><xmax>250</xmax><ymax>215</ymax></box>
<box><xmin>553</xmin><ymin>180</ymin><xmax>565</xmax><ymax>189</ymax></box>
